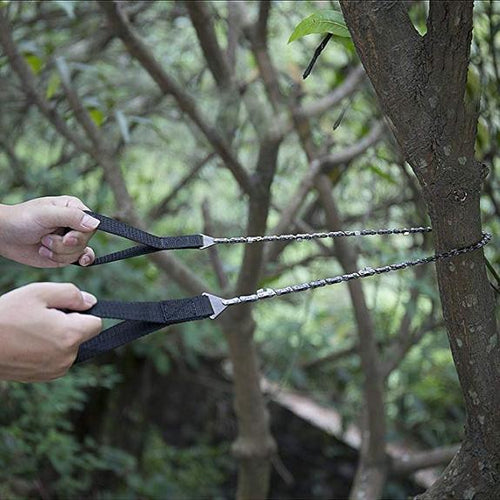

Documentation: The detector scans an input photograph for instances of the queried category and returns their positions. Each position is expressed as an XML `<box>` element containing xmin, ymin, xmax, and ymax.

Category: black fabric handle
<box><xmin>84</xmin><ymin>211</ymin><xmax>204</xmax><ymax>265</ymax></box>
<box><xmin>75</xmin><ymin>295</ymin><xmax>214</xmax><ymax>363</ymax></box>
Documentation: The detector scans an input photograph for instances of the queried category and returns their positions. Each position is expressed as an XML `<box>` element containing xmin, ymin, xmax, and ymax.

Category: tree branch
<box><xmin>320</xmin><ymin>121</ymin><xmax>385</xmax><ymax>172</ymax></box>
<box><xmin>316</xmin><ymin>176</ymin><xmax>387</xmax><ymax>499</ymax></box>
<box><xmin>426</xmin><ymin>1</ymin><xmax>473</xmax><ymax>105</ymax></box>
<box><xmin>55</xmin><ymin>57</ymin><xmax>135</xmax><ymax>216</ymax></box>
<box><xmin>298</xmin><ymin>64</ymin><xmax>365</xmax><ymax>119</ymax></box>
<box><xmin>390</xmin><ymin>445</ymin><xmax>460</xmax><ymax>476</ymax></box>
<box><xmin>236</xmin><ymin>136</ymin><xmax>281</xmax><ymax>297</ymax></box>
<box><xmin>0</xmin><ymin>11</ymin><xmax>92</xmax><ymax>156</ymax></box>
<box><xmin>237</xmin><ymin>1</ymin><xmax>283</xmax><ymax>110</ymax></box>
<box><xmin>382</xmin><ymin>319</ymin><xmax>443</xmax><ymax>380</ymax></box>
<box><xmin>301</xmin><ymin>343</ymin><xmax>358</xmax><ymax>370</ymax></box>
<box><xmin>183</xmin><ymin>1</ymin><xmax>232</xmax><ymax>89</ymax></box>
<box><xmin>424</xmin><ymin>1</ymin><xmax>477</xmax><ymax>173</ymax></box>
<box><xmin>56</xmin><ymin>54</ymin><xmax>209</xmax><ymax>295</ymax></box>
<box><xmin>287</xmin><ymin>84</ymin><xmax>389</xmax><ymax>498</ymax></box>
<box><xmin>148</xmin><ymin>152</ymin><xmax>215</xmax><ymax>221</ymax></box>
<box><xmin>98</xmin><ymin>0</ymin><xmax>254</xmax><ymax>196</ymax></box>
<box><xmin>226</xmin><ymin>1</ymin><xmax>240</xmax><ymax>70</ymax></box>
<box><xmin>265</xmin><ymin>121</ymin><xmax>385</xmax><ymax>264</ymax></box>
<box><xmin>256</xmin><ymin>0</ymin><xmax>271</xmax><ymax>43</ymax></box>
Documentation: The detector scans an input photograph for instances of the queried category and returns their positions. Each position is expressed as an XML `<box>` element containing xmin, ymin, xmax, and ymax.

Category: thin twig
<box><xmin>298</xmin><ymin>65</ymin><xmax>365</xmax><ymax>119</ymax></box>
<box><xmin>303</xmin><ymin>33</ymin><xmax>332</xmax><ymax>79</ymax></box>
<box><xmin>98</xmin><ymin>0</ymin><xmax>254</xmax><ymax>196</ymax></box>
<box><xmin>148</xmin><ymin>152</ymin><xmax>215</xmax><ymax>220</ymax></box>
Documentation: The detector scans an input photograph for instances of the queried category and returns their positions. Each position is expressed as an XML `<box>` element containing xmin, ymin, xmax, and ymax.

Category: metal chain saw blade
<box><xmin>204</xmin><ymin>231</ymin><xmax>492</xmax><ymax>318</ymax></box>
<box><xmin>211</xmin><ymin>226</ymin><xmax>433</xmax><ymax>245</ymax></box>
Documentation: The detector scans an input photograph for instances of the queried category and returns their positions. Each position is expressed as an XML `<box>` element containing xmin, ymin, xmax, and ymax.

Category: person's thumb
<box><xmin>33</xmin><ymin>283</ymin><xmax>98</xmax><ymax>311</ymax></box>
<box><xmin>40</xmin><ymin>205</ymin><xmax>100</xmax><ymax>233</ymax></box>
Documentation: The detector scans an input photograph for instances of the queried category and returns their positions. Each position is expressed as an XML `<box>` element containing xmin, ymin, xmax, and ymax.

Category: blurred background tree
<box><xmin>0</xmin><ymin>1</ymin><xmax>498</xmax><ymax>498</ymax></box>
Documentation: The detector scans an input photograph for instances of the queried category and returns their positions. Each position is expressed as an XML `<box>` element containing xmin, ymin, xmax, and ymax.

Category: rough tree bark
<box><xmin>340</xmin><ymin>1</ymin><xmax>499</xmax><ymax>498</ymax></box>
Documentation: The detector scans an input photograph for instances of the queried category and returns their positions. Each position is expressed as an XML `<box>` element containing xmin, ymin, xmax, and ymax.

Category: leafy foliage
<box><xmin>0</xmin><ymin>365</ymin><xmax>123</xmax><ymax>496</ymax></box>
<box><xmin>288</xmin><ymin>10</ymin><xmax>350</xmax><ymax>43</ymax></box>
<box><xmin>121</xmin><ymin>430</ymin><xmax>232</xmax><ymax>499</ymax></box>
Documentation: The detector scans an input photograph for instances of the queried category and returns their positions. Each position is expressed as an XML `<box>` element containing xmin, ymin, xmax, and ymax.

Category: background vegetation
<box><xmin>0</xmin><ymin>1</ymin><xmax>498</xmax><ymax>498</ymax></box>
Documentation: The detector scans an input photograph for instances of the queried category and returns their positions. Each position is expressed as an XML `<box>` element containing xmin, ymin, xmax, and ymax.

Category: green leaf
<box><xmin>24</xmin><ymin>54</ymin><xmax>43</xmax><ymax>75</ymax></box>
<box><xmin>288</xmin><ymin>10</ymin><xmax>350</xmax><ymax>43</ymax></box>
<box><xmin>46</xmin><ymin>72</ymin><xmax>61</xmax><ymax>99</ymax></box>
<box><xmin>88</xmin><ymin>108</ymin><xmax>104</xmax><ymax>127</ymax></box>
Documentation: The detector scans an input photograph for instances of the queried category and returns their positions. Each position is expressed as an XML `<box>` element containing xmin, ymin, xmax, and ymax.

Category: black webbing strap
<box><xmin>75</xmin><ymin>294</ymin><xmax>214</xmax><ymax>363</ymax></box>
<box><xmin>84</xmin><ymin>211</ymin><xmax>204</xmax><ymax>265</ymax></box>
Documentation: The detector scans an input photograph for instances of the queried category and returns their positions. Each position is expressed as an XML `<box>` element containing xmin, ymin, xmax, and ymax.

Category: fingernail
<box><xmin>39</xmin><ymin>246</ymin><xmax>53</xmax><ymax>259</ymax></box>
<box><xmin>81</xmin><ymin>292</ymin><xmax>97</xmax><ymax>306</ymax></box>
<box><xmin>80</xmin><ymin>254</ymin><xmax>92</xmax><ymax>266</ymax></box>
<box><xmin>81</xmin><ymin>214</ymin><xmax>100</xmax><ymax>230</ymax></box>
<box><xmin>41</xmin><ymin>236</ymin><xmax>53</xmax><ymax>249</ymax></box>
<box><xmin>63</xmin><ymin>236</ymin><xmax>79</xmax><ymax>247</ymax></box>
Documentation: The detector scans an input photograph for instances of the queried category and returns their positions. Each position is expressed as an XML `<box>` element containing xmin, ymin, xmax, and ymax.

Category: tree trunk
<box><xmin>340</xmin><ymin>1</ymin><xmax>500</xmax><ymax>497</ymax></box>
<box><xmin>221</xmin><ymin>310</ymin><xmax>276</xmax><ymax>500</ymax></box>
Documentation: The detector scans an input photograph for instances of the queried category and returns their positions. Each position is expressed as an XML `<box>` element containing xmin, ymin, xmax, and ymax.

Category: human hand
<box><xmin>0</xmin><ymin>283</ymin><xmax>102</xmax><ymax>382</ymax></box>
<box><xmin>0</xmin><ymin>196</ymin><xmax>100</xmax><ymax>268</ymax></box>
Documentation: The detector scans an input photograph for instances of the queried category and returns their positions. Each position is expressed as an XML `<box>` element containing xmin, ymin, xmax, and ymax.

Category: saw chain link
<box><xmin>222</xmin><ymin>232</ymin><xmax>491</xmax><ymax>306</ymax></box>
